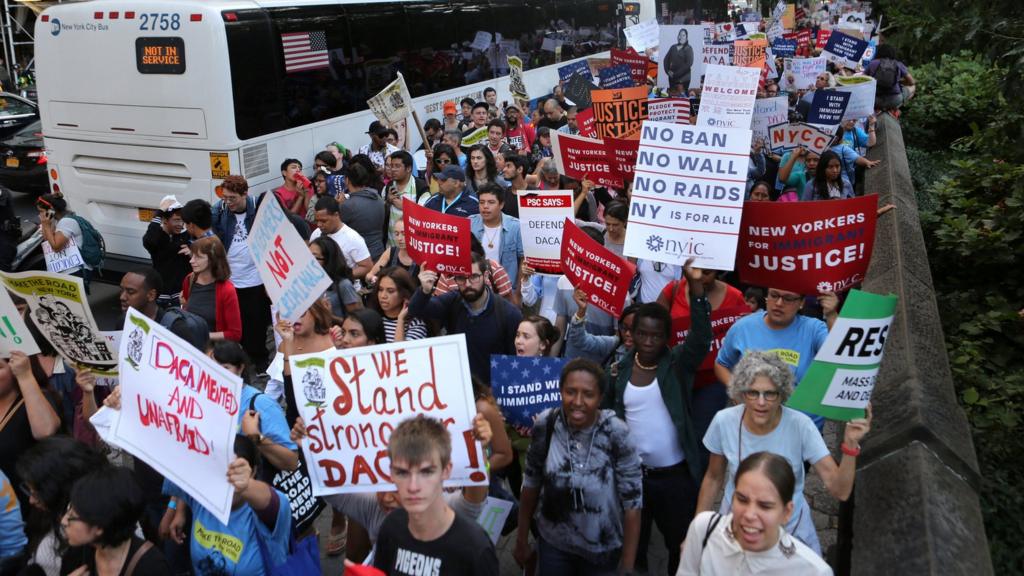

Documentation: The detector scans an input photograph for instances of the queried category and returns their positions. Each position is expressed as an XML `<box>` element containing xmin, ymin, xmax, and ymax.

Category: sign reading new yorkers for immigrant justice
<box><xmin>550</xmin><ymin>132</ymin><xmax>621</xmax><ymax>188</ymax></box>
<box><xmin>402</xmin><ymin>198</ymin><xmax>472</xmax><ymax>276</ymax></box>
<box><xmin>623</xmin><ymin>121</ymin><xmax>752</xmax><ymax>270</ymax></box>
<box><xmin>290</xmin><ymin>335</ymin><xmax>488</xmax><ymax>495</ymax></box>
<box><xmin>248</xmin><ymin>194</ymin><xmax>331</xmax><ymax>323</ymax></box>
<box><xmin>560</xmin><ymin>220</ymin><xmax>634</xmax><ymax>317</ymax></box>
<box><xmin>517</xmin><ymin>191</ymin><xmax>574</xmax><ymax>276</ymax></box>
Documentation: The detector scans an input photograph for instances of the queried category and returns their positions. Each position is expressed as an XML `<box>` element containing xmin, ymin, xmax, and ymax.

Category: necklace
<box><xmin>484</xmin><ymin>226</ymin><xmax>501</xmax><ymax>249</ymax></box>
<box><xmin>634</xmin><ymin>354</ymin><xmax>658</xmax><ymax>371</ymax></box>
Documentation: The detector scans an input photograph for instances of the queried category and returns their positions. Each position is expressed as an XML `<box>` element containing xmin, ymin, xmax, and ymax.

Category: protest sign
<box><xmin>624</xmin><ymin>121</ymin><xmax>751</xmax><ymax>270</ymax></box>
<box><xmin>787</xmin><ymin>290</ymin><xmax>897</xmax><ymax>421</ymax></box>
<box><xmin>714</xmin><ymin>22</ymin><xmax>735</xmax><ymax>42</ymax></box>
<box><xmin>768</xmin><ymin>122</ymin><xmax>834</xmax><ymax>154</ymax></box>
<box><xmin>807</xmin><ymin>90</ymin><xmax>852</xmax><ymax>126</ymax></box>
<box><xmin>835</xmin><ymin>75</ymin><xmax>877</xmax><ymax>119</ymax></box>
<box><xmin>592</xmin><ymin>86</ymin><xmax>649</xmax><ymax>140</ymax></box>
<box><xmin>366</xmin><ymin>73</ymin><xmax>413</xmax><ymax>126</ymax></box>
<box><xmin>550</xmin><ymin>132</ymin><xmax>621</xmax><ymax>189</ymax></box>
<box><xmin>822</xmin><ymin>31</ymin><xmax>869</xmax><ymax>69</ymax></box>
<box><xmin>114</xmin><ymin>307</ymin><xmax>242</xmax><ymax>523</ymax></box>
<box><xmin>736</xmin><ymin>22</ymin><xmax>759</xmax><ymax>39</ymax></box>
<box><xmin>461</xmin><ymin>126</ymin><xmax>489</xmax><ymax>148</ymax></box>
<box><xmin>751</xmin><ymin>96</ymin><xmax>789</xmax><ymax>150</ymax></box>
<box><xmin>816</xmin><ymin>29</ymin><xmax>833</xmax><ymax>50</ymax></box>
<box><xmin>470</xmin><ymin>31</ymin><xmax>492</xmax><ymax>52</ymax></box>
<box><xmin>795</xmin><ymin>29</ymin><xmax>812</xmax><ymax>53</ymax></box>
<box><xmin>733</xmin><ymin>39</ymin><xmax>768</xmax><ymax>69</ymax></box>
<box><xmin>782</xmin><ymin>4</ymin><xmax>796</xmax><ymax>29</ymax></box>
<box><xmin>658</xmin><ymin>25</ymin><xmax>707</xmax><ymax>89</ymax></box>
<box><xmin>623</xmin><ymin>19</ymin><xmax>659</xmax><ymax>54</ymax></box>
<box><xmin>248</xmin><ymin>193</ymin><xmax>331</xmax><ymax>323</ymax></box>
<box><xmin>576</xmin><ymin>108</ymin><xmax>597</xmax><ymax>138</ymax></box>
<box><xmin>766</xmin><ymin>19</ymin><xmax>784</xmax><ymax>43</ymax></box>
<box><xmin>0</xmin><ymin>287</ymin><xmax>39</xmax><ymax>356</ymax></box>
<box><xmin>507</xmin><ymin>55</ymin><xmax>528</xmax><ymax>100</ymax></box>
<box><xmin>700</xmin><ymin>43</ymin><xmax>733</xmax><ymax>67</ymax></box>
<box><xmin>610</xmin><ymin>48</ymin><xmax>649</xmax><ymax>87</ymax></box>
<box><xmin>771</xmin><ymin>0</ymin><xmax>787</xmax><ymax>23</ymax></box>
<box><xmin>0</xmin><ymin>271</ymin><xmax>115</xmax><ymax>371</ymax></box>
<box><xmin>563</xmin><ymin>73</ymin><xmax>596</xmax><ymax>111</ymax></box>
<box><xmin>647</xmin><ymin>98</ymin><xmax>692</xmax><ymax>124</ymax></box>
<box><xmin>402</xmin><ymin>199</ymin><xmax>472</xmax><ymax>276</ymax></box>
<box><xmin>599</xmin><ymin>64</ymin><xmax>635</xmax><ymax>89</ymax></box>
<box><xmin>477</xmin><ymin>498</ymin><xmax>516</xmax><ymax>545</ymax></box>
<box><xmin>290</xmin><ymin>334</ymin><xmax>488</xmax><ymax>495</ymax></box>
<box><xmin>558</xmin><ymin>60</ymin><xmax>591</xmax><ymax>84</ymax></box>
<box><xmin>561</xmin><ymin>220</ymin><xmax>634</xmax><ymax>317</ymax></box>
<box><xmin>789</xmin><ymin>56</ymin><xmax>827</xmax><ymax>90</ymax></box>
<box><xmin>490</xmin><ymin>354</ymin><xmax>567</xmax><ymax>428</ymax></box>
<box><xmin>772</xmin><ymin>38</ymin><xmax>797</xmax><ymax>58</ymax></box>
<box><xmin>603</xmin><ymin>137</ymin><xmax>640</xmax><ymax>182</ymax></box>
<box><xmin>737</xmin><ymin>195</ymin><xmax>878</xmax><ymax>294</ymax></box>
<box><xmin>517</xmin><ymin>191</ymin><xmax>574</xmax><ymax>275</ymax></box>
<box><xmin>840</xmin><ymin>11</ymin><xmax>868</xmax><ymax>33</ymax></box>
<box><xmin>696</xmin><ymin>64</ymin><xmax>761</xmax><ymax>129</ymax></box>
<box><xmin>42</xmin><ymin>237</ymin><xmax>84</xmax><ymax>274</ymax></box>
<box><xmin>669</xmin><ymin>306</ymin><xmax>750</xmax><ymax>378</ymax></box>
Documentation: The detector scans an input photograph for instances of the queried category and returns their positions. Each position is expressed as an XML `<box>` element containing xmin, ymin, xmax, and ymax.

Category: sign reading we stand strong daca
<box><xmin>290</xmin><ymin>334</ymin><xmax>488</xmax><ymax>495</ymax></box>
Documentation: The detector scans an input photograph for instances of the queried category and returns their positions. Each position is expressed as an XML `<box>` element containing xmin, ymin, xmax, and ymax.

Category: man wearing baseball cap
<box><xmin>358</xmin><ymin>120</ymin><xmax>400</xmax><ymax>172</ymax></box>
<box><xmin>503</xmin><ymin>102</ymin><xmax>535</xmax><ymax>155</ymax></box>
<box><xmin>442</xmin><ymin>101</ymin><xmax>461</xmax><ymax>133</ymax></box>
<box><xmin>424</xmin><ymin>165</ymin><xmax>478</xmax><ymax>217</ymax></box>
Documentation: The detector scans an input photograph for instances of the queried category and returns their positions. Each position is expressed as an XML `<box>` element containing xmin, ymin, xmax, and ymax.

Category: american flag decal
<box><xmin>281</xmin><ymin>31</ymin><xmax>329</xmax><ymax>73</ymax></box>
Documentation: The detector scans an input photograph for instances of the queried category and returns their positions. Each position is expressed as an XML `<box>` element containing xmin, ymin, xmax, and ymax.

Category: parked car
<box><xmin>0</xmin><ymin>92</ymin><xmax>38</xmax><ymax>138</ymax></box>
<box><xmin>0</xmin><ymin>120</ymin><xmax>47</xmax><ymax>195</ymax></box>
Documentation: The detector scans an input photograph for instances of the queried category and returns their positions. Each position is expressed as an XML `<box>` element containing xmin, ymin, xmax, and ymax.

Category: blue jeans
<box><xmin>537</xmin><ymin>537</ymin><xmax>618</xmax><ymax>576</ymax></box>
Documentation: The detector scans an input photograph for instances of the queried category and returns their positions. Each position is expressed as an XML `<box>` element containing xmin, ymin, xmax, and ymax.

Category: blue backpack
<box><xmin>67</xmin><ymin>214</ymin><xmax>106</xmax><ymax>269</ymax></box>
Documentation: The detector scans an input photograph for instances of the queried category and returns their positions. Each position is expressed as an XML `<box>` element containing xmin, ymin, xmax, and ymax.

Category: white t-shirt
<box><xmin>226</xmin><ymin>212</ymin><xmax>262</xmax><ymax>288</ymax></box>
<box><xmin>310</xmin><ymin>224</ymin><xmax>371</xmax><ymax>270</ymax></box>
<box><xmin>624</xmin><ymin>377</ymin><xmax>686</xmax><ymax>467</ymax></box>
<box><xmin>481</xmin><ymin>223</ymin><xmax>502</xmax><ymax>264</ymax></box>
<box><xmin>637</xmin><ymin>259</ymin><xmax>681</xmax><ymax>304</ymax></box>
<box><xmin>703</xmin><ymin>405</ymin><xmax>830</xmax><ymax>553</ymax></box>
<box><xmin>55</xmin><ymin>217</ymin><xmax>88</xmax><ymax>272</ymax></box>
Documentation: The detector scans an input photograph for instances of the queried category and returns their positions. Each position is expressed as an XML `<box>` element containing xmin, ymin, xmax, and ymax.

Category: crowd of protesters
<box><xmin>0</xmin><ymin>2</ymin><xmax>908</xmax><ymax>576</ymax></box>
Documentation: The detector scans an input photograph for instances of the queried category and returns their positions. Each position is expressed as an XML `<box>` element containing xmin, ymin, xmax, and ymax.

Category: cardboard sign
<box><xmin>507</xmin><ymin>55</ymin><xmax>529</xmax><ymax>100</ymax></box>
<box><xmin>517</xmin><ymin>191</ymin><xmax>575</xmax><ymax>275</ymax></box>
<box><xmin>647</xmin><ymin>98</ymin><xmax>692</xmax><ymax>124</ymax></box>
<box><xmin>560</xmin><ymin>220</ymin><xmax>634</xmax><ymax>317</ymax></box>
<box><xmin>807</xmin><ymin>90</ymin><xmax>852</xmax><ymax>126</ymax></box>
<box><xmin>696</xmin><ymin>64</ymin><xmax>761</xmax><ymax>129</ymax></box>
<box><xmin>114</xmin><ymin>307</ymin><xmax>243</xmax><ymax>523</ymax></box>
<box><xmin>610</xmin><ymin>48</ymin><xmax>649</xmax><ymax>87</ymax></box>
<box><xmin>564</xmin><ymin>73</ymin><xmax>596</xmax><ymax>111</ymax></box>
<box><xmin>623</xmin><ymin>121</ymin><xmax>751</xmax><ymax>270</ymax></box>
<box><xmin>787</xmin><ymin>290</ymin><xmax>897</xmax><ymax>421</ymax></box>
<box><xmin>0</xmin><ymin>287</ymin><xmax>40</xmax><ymax>356</ymax></box>
<box><xmin>789</xmin><ymin>56</ymin><xmax>826</xmax><ymax>90</ymax></box>
<box><xmin>623</xmin><ymin>19</ymin><xmax>659</xmax><ymax>54</ymax></box>
<box><xmin>835</xmin><ymin>75</ymin><xmax>877</xmax><ymax>120</ymax></box>
<box><xmin>402</xmin><ymin>198</ymin><xmax>472</xmax><ymax>276</ymax></box>
<box><xmin>772</xmin><ymin>38</ymin><xmax>797</xmax><ymax>58</ymax></box>
<box><xmin>42</xmin><ymin>237</ymin><xmax>84</xmax><ymax>274</ymax></box>
<box><xmin>576</xmin><ymin>108</ymin><xmax>598</xmax><ymax>138</ymax></box>
<box><xmin>366</xmin><ymin>73</ymin><xmax>413</xmax><ymax>126</ymax></box>
<box><xmin>603</xmin><ymin>137</ymin><xmax>640</xmax><ymax>183</ymax></box>
<box><xmin>290</xmin><ymin>335</ymin><xmax>488</xmax><ymax>495</ymax></box>
<box><xmin>248</xmin><ymin>193</ymin><xmax>331</xmax><ymax>323</ymax></box>
<box><xmin>477</xmin><ymin>498</ymin><xmax>515</xmax><ymax>545</ymax></box>
<box><xmin>737</xmin><ymin>196</ymin><xmax>879</xmax><ymax>294</ymax></box>
<box><xmin>558</xmin><ymin>60</ymin><xmax>591</xmax><ymax>84</ymax></box>
<box><xmin>733</xmin><ymin>39</ymin><xmax>768</xmax><ymax>69</ymax></box>
<box><xmin>768</xmin><ymin>122</ymin><xmax>834</xmax><ymax>155</ymax></box>
<box><xmin>0</xmin><ymin>271</ymin><xmax>115</xmax><ymax>371</ymax></box>
<box><xmin>489</xmin><ymin>354</ymin><xmax>567</xmax><ymax>428</ymax></box>
<box><xmin>599</xmin><ymin>64</ymin><xmax>635</xmax><ymax>89</ymax></box>
<box><xmin>669</xmin><ymin>306</ymin><xmax>750</xmax><ymax>378</ymax></box>
<box><xmin>751</xmin><ymin>96</ymin><xmax>789</xmax><ymax>150</ymax></box>
<box><xmin>822</xmin><ymin>31</ymin><xmax>869</xmax><ymax>69</ymax></box>
<box><xmin>591</xmin><ymin>86</ymin><xmax>649</xmax><ymax>140</ymax></box>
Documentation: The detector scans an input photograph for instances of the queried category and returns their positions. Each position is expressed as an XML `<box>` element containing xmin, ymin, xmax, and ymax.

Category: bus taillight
<box><xmin>50</xmin><ymin>168</ymin><xmax>58</xmax><ymax>181</ymax></box>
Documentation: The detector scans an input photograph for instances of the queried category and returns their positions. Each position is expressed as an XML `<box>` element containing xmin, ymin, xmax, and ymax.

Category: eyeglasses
<box><xmin>436</xmin><ymin>158</ymin><xmax>452</xmax><ymax>165</ymax></box>
<box><xmin>453</xmin><ymin>273</ymin><xmax>483</xmax><ymax>285</ymax></box>
<box><xmin>767</xmin><ymin>291</ymin><xmax>802</xmax><ymax>304</ymax></box>
<box><xmin>743</xmin><ymin>389</ymin><xmax>780</xmax><ymax>402</ymax></box>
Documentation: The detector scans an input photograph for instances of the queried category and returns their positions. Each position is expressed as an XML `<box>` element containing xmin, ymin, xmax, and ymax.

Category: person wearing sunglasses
<box><xmin>696</xmin><ymin>351</ymin><xmax>871</xmax><ymax>556</ymax></box>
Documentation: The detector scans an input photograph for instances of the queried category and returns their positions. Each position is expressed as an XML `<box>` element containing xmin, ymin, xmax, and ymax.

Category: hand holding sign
<box><xmin>844</xmin><ymin>402</ymin><xmax>872</xmax><ymax>449</ymax></box>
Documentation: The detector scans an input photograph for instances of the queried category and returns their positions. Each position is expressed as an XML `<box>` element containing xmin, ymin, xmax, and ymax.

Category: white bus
<box><xmin>34</xmin><ymin>0</ymin><xmax>620</xmax><ymax>269</ymax></box>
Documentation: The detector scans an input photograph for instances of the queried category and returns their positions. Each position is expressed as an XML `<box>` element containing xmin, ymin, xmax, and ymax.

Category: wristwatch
<box><xmin>249</xmin><ymin>433</ymin><xmax>265</xmax><ymax>446</ymax></box>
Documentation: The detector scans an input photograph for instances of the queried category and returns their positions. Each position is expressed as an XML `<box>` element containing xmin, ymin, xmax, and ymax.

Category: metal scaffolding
<box><xmin>0</xmin><ymin>0</ymin><xmax>72</xmax><ymax>89</ymax></box>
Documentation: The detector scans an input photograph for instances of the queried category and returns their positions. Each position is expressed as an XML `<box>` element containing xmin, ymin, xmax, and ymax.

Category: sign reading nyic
<box><xmin>402</xmin><ymin>198</ymin><xmax>472</xmax><ymax>276</ymax></box>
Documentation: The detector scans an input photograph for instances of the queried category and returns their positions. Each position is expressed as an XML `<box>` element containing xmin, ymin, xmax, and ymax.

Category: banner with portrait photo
<box><xmin>658</xmin><ymin>25</ymin><xmax>707</xmax><ymax>89</ymax></box>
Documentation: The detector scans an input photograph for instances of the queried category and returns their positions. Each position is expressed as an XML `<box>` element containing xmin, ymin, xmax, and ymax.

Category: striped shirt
<box><xmin>382</xmin><ymin>315</ymin><xmax>428</xmax><ymax>343</ymax></box>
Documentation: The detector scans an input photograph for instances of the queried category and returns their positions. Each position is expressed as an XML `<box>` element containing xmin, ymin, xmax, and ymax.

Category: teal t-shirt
<box><xmin>776</xmin><ymin>151</ymin><xmax>809</xmax><ymax>193</ymax></box>
<box><xmin>181</xmin><ymin>489</ymin><xmax>291</xmax><ymax>576</ymax></box>
<box><xmin>0</xmin><ymin>470</ymin><xmax>27</xmax><ymax>559</ymax></box>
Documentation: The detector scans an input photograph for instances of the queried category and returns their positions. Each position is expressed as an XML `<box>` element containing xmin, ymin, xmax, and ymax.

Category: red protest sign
<box><xmin>550</xmin><ymin>132</ymin><xmax>622</xmax><ymax>188</ymax></box>
<box><xmin>610</xmin><ymin>48</ymin><xmax>649</xmax><ymax>87</ymax></box>
<box><xmin>816</xmin><ymin>29</ymin><xmax>833</xmax><ymax>50</ymax></box>
<box><xmin>576</xmin><ymin>107</ymin><xmax>598</xmax><ymax>138</ymax></box>
<box><xmin>670</xmin><ymin>305</ymin><xmax>751</xmax><ymax>384</ymax></box>
<box><xmin>737</xmin><ymin>196</ymin><xmax>878</xmax><ymax>294</ymax></box>
<box><xmin>402</xmin><ymin>198</ymin><xmax>472</xmax><ymax>275</ymax></box>
<box><xmin>560</xmin><ymin>219</ymin><xmax>635</xmax><ymax>317</ymax></box>
<box><xmin>603</xmin><ymin>137</ymin><xmax>640</xmax><ymax>183</ymax></box>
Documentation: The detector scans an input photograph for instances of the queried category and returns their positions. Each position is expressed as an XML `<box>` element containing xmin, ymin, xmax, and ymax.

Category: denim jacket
<box><xmin>469</xmin><ymin>214</ymin><xmax>524</xmax><ymax>287</ymax></box>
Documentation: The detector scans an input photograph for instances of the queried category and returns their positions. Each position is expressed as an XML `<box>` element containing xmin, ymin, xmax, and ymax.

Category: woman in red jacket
<box><xmin>180</xmin><ymin>236</ymin><xmax>242</xmax><ymax>341</ymax></box>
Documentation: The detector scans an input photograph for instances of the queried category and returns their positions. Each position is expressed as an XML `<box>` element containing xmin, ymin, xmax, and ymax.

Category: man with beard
<box><xmin>502</xmin><ymin>103</ymin><xmax>535</xmax><ymax>156</ymax></box>
<box><xmin>409</xmin><ymin>252</ymin><xmax>521</xmax><ymax>384</ymax></box>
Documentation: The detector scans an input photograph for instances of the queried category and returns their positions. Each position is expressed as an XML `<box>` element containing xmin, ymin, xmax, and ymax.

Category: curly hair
<box><xmin>729</xmin><ymin>350</ymin><xmax>796</xmax><ymax>404</ymax></box>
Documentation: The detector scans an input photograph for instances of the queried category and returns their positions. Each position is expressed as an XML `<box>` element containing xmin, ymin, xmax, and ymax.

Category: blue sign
<box><xmin>599</xmin><ymin>64</ymin><xmax>635</xmax><ymax>89</ymax></box>
<box><xmin>823</xmin><ymin>31</ymin><xmax>869</xmax><ymax>67</ymax></box>
<box><xmin>807</xmin><ymin>90</ymin><xmax>852</xmax><ymax>125</ymax></box>
<box><xmin>558</xmin><ymin>60</ymin><xmax>591</xmax><ymax>83</ymax></box>
<box><xmin>490</xmin><ymin>355</ymin><xmax>567</xmax><ymax>428</ymax></box>
<box><xmin>772</xmin><ymin>39</ymin><xmax>797</xmax><ymax>58</ymax></box>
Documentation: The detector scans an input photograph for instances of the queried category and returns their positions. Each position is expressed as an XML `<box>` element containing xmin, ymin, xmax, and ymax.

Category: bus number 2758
<box><xmin>139</xmin><ymin>13</ymin><xmax>180</xmax><ymax>31</ymax></box>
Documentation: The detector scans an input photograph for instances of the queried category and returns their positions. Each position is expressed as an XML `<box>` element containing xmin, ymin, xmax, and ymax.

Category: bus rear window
<box><xmin>135</xmin><ymin>37</ymin><xmax>186</xmax><ymax>74</ymax></box>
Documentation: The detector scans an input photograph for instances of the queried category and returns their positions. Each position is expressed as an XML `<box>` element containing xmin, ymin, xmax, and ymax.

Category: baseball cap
<box><xmin>435</xmin><ymin>165</ymin><xmax>466</xmax><ymax>182</ymax></box>
<box><xmin>443</xmin><ymin>101</ymin><xmax>457</xmax><ymax>115</ymax></box>
<box><xmin>159</xmin><ymin>195</ymin><xmax>184</xmax><ymax>213</ymax></box>
<box><xmin>366</xmin><ymin>120</ymin><xmax>388</xmax><ymax>135</ymax></box>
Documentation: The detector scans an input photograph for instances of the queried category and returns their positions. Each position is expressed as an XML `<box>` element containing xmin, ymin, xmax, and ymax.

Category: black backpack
<box><xmin>159</xmin><ymin>307</ymin><xmax>210</xmax><ymax>351</ymax></box>
<box><xmin>874</xmin><ymin>59</ymin><xmax>900</xmax><ymax>91</ymax></box>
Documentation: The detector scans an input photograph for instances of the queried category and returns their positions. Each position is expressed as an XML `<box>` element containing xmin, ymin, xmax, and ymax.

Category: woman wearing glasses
<box><xmin>421</xmin><ymin>143</ymin><xmax>460</xmax><ymax>204</ymax></box>
<box><xmin>696</xmin><ymin>351</ymin><xmax>872</xmax><ymax>555</ymax></box>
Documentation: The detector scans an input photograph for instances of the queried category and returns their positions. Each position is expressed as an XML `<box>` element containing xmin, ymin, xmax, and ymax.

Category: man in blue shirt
<box><xmin>468</xmin><ymin>183</ymin><xmax>524</xmax><ymax>288</ymax></box>
<box><xmin>425</xmin><ymin>165</ymin><xmax>479</xmax><ymax>217</ymax></box>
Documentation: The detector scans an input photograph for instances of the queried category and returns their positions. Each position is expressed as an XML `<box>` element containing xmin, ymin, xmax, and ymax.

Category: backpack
<box><xmin>159</xmin><ymin>307</ymin><xmax>210</xmax><ymax>351</ymax></box>
<box><xmin>67</xmin><ymin>214</ymin><xmax>106</xmax><ymax>269</ymax></box>
<box><xmin>874</xmin><ymin>59</ymin><xmax>900</xmax><ymax>92</ymax></box>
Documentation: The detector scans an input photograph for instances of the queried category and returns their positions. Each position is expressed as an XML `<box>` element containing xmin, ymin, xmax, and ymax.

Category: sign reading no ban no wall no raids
<box><xmin>623</xmin><ymin>121</ymin><xmax>753</xmax><ymax>270</ymax></box>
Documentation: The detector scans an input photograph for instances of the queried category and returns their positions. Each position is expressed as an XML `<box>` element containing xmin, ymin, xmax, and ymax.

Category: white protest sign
<box><xmin>290</xmin><ymin>334</ymin><xmax>488</xmax><ymax>496</ymax></box>
<box><xmin>816</xmin><ymin>316</ymin><xmax>894</xmax><ymax>366</ymax></box>
<box><xmin>768</xmin><ymin>122</ymin><xmax>834</xmax><ymax>155</ymax></box>
<box><xmin>366</xmin><ymin>73</ymin><xmax>413</xmax><ymax>126</ymax></box>
<box><xmin>0</xmin><ymin>287</ymin><xmax>39</xmax><ymax>356</ymax></box>
<box><xmin>835</xmin><ymin>75</ymin><xmax>877</xmax><ymax>119</ymax></box>
<box><xmin>697</xmin><ymin>64</ymin><xmax>761</xmax><ymax>129</ymax></box>
<box><xmin>113</xmin><ymin>307</ymin><xmax>243</xmax><ymax>524</ymax></box>
<box><xmin>471</xmin><ymin>31</ymin><xmax>493</xmax><ymax>52</ymax></box>
<box><xmin>701</xmin><ymin>43</ymin><xmax>732</xmax><ymax>67</ymax></box>
<box><xmin>751</xmin><ymin>96</ymin><xmax>789</xmax><ymax>149</ymax></box>
<box><xmin>790</xmin><ymin>56</ymin><xmax>827</xmax><ymax>90</ymax></box>
<box><xmin>518</xmin><ymin>191</ymin><xmax>574</xmax><ymax>276</ymax></box>
<box><xmin>657</xmin><ymin>25</ymin><xmax>707</xmax><ymax>89</ymax></box>
<box><xmin>477</xmin><ymin>498</ymin><xmax>515</xmax><ymax>545</ymax></box>
<box><xmin>624</xmin><ymin>121</ymin><xmax>751</xmax><ymax>270</ymax></box>
<box><xmin>247</xmin><ymin>193</ymin><xmax>331</xmax><ymax>323</ymax></box>
<box><xmin>647</xmin><ymin>98</ymin><xmax>692</xmax><ymax>124</ymax></box>
<box><xmin>623</xmin><ymin>19</ymin><xmax>659</xmax><ymax>54</ymax></box>
<box><xmin>42</xmin><ymin>236</ymin><xmax>84</xmax><ymax>274</ymax></box>
<box><xmin>507</xmin><ymin>55</ymin><xmax>529</xmax><ymax>101</ymax></box>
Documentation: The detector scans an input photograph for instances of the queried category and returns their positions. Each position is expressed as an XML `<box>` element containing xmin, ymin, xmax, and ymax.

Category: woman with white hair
<box><xmin>694</xmin><ymin>351</ymin><xmax>871</xmax><ymax>555</ymax></box>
